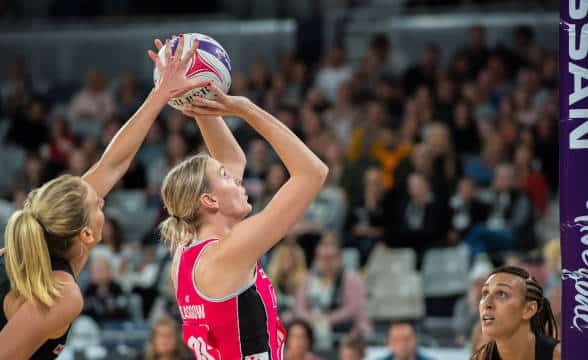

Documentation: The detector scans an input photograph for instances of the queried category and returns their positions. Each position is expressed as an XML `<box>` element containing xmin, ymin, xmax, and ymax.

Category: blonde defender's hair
<box><xmin>4</xmin><ymin>175</ymin><xmax>89</xmax><ymax>307</ymax></box>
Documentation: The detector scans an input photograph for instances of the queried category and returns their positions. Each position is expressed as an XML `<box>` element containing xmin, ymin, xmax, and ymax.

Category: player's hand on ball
<box><xmin>181</xmin><ymin>83</ymin><xmax>249</xmax><ymax>118</ymax></box>
<box><xmin>148</xmin><ymin>35</ymin><xmax>207</xmax><ymax>98</ymax></box>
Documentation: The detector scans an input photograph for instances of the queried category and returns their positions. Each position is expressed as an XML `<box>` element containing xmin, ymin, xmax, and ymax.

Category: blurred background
<box><xmin>0</xmin><ymin>0</ymin><xmax>560</xmax><ymax>359</ymax></box>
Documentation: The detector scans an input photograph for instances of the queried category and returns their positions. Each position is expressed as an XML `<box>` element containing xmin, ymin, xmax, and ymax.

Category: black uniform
<box><xmin>0</xmin><ymin>256</ymin><xmax>74</xmax><ymax>359</ymax></box>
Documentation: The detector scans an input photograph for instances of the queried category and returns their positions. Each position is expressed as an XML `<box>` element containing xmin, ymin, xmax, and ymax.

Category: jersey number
<box><xmin>187</xmin><ymin>336</ymin><xmax>218</xmax><ymax>360</ymax></box>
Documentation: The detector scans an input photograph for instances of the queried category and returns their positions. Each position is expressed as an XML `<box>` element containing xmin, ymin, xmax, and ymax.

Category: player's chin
<box><xmin>241</xmin><ymin>203</ymin><xmax>253</xmax><ymax>218</ymax></box>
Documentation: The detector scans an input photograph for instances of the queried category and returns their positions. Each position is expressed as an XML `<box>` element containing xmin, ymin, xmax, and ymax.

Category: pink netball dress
<box><xmin>176</xmin><ymin>238</ymin><xmax>286</xmax><ymax>360</ymax></box>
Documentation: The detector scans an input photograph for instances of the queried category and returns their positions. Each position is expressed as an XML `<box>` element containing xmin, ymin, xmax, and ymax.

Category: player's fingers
<box><xmin>174</xmin><ymin>35</ymin><xmax>185</xmax><ymax>63</ymax></box>
<box><xmin>182</xmin><ymin>38</ymin><xmax>199</xmax><ymax>66</ymax></box>
<box><xmin>171</xmin><ymin>80</ymin><xmax>210</xmax><ymax>97</ymax></box>
<box><xmin>182</xmin><ymin>105</ymin><xmax>222</xmax><ymax>117</ymax></box>
<box><xmin>154</xmin><ymin>38</ymin><xmax>164</xmax><ymax>50</ymax></box>
<box><xmin>164</xmin><ymin>38</ymin><xmax>172</xmax><ymax>63</ymax></box>
<box><xmin>148</xmin><ymin>50</ymin><xmax>163</xmax><ymax>71</ymax></box>
<box><xmin>190</xmin><ymin>94</ymin><xmax>224</xmax><ymax>110</ymax></box>
<box><xmin>207</xmin><ymin>83</ymin><xmax>227</xmax><ymax>101</ymax></box>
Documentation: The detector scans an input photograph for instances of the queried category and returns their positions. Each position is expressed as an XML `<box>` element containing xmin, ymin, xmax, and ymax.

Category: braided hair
<box><xmin>471</xmin><ymin>266</ymin><xmax>558</xmax><ymax>360</ymax></box>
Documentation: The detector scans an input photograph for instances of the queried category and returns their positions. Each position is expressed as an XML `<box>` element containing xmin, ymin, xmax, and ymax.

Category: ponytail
<box><xmin>3</xmin><ymin>175</ymin><xmax>89</xmax><ymax>308</ymax></box>
<box><xmin>159</xmin><ymin>216</ymin><xmax>198</xmax><ymax>250</ymax></box>
<box><xmin>160</xmin><ymin>154</ymin><xmax>210</xmax><ymax>250</ymax></box>
<box><xmin>531</xmin><ymin>293</ymin><xmax>558</xmax><ymax>339</ymax></box>
<box><xmin>4</xmin><ymin>210</ymin><xmax>60</xmax><ymax>307</ymax></box>
<box><xmin>470</xmin><ymin>266</ymin><xmax>558</xmax><ymax>360</ymax></box>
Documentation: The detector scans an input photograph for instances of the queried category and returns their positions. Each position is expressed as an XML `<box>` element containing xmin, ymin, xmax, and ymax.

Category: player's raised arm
<box><xmin>83</xmin><ymin>35</ymin><xmax>204</xmax><ymax>198</ymax></box>
<box><xmin>182</xmin><ymin>85</ymin><xmax>328</xmax><ymax>270</ymax></box>
<box><xmin>183</xmin><ymin>110</ymin><xmax>246</xmax><ymax>181</ymax></box>
<box><xmin>152</xmin><ymin>37</ymin><xmax>247</xmax><ymax>180</ymax></box>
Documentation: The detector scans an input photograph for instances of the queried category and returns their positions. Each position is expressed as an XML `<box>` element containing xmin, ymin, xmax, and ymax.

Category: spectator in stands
<box><xmin>66</xmin><ymin>148</ymin><xmax>90</xmax><ymax>176</ymax></box>
<box><xmin>0</xmin><ymin>59</ymin><xmax>31</xmax><ymax>117</ymax></box>
<box><xmin>460</xmin><ymin>25</ymin><xmax>490</xmax><ymax>78</ymax></box>
<box><xmin>267</xmin><ymin>243</ymin><xmax>308</xmax><ymax>324</ymax></box>
<box><xmin>464</xmin><ymin>134</ymin><xmax>504</xmax><ymax>187</ymax></box>
<box><xmin>0</xmin><ymin>188</ymin><xmax>26</xmax><ymax>245</ymax></box>
<box><xmin>287</xmin><ymin>161</ymin><xmax>347</xmax><ymax>263</ymax></box>
<box><xmin>5</xmin><ymin>96</ymin><xmax>48</xmax><ymax>152</ymax></box>
<box><xmin>344</xmin><ymin>166</ymin><xmax>385</xmax><ymax>266</ymax></box>
<box><xmin>463</xmin><ymin>163</ymin><xmax>534</xmax><ymax>256</ymax></box>
<box><xmin>300</xmin><ymin>105</ymin><xmax>330</xmax><ymax>157</ymax></box>
<box><xmin>315</xmin><ymin>46</ymin><xmax>352</xmax><ymax>104</ymax></box>
<box><xmin>373</xmin><ymin>126</ymin><xmax>412</xmax><ymax>191</ymax></box>
<box><xmin>348</xmin><ymin>100</ymin><xmax>387</xmax><ymax>162</ymax></box>
<box><xmin>252</xmin><ymin>163</ymin><xmax>288</xmax><ymax>214</ymax></box>
<box><xmin>115</xmin><ymin>73</ymin><xmax>143</xmax><ymax>120</ymax></box>
<box><xmin>68</xmin><ymin>69</ymin><xmax>115</xmax><ymax>122</ymax></box>
<box><xmin>366</xmin><ymin>33</ymin><xmax>409</xmax><ymax>79</ymax></box>
<box><xmin>144</xmin><ymin>317</ymin><xmax>190</xmax><ymax>360</ymax></box>
<box><xmin>147</xmin><ymin>133</ymin><xmax>188</xmax><ymax>192</ymax></box>
<box><xmin>422</xmin><ymin>122</ymin><xmax>459</xmax><ymax>199</ymax></box>
<box><xmin>449</xmin><ymin>99</ymin><xmax>480</xmax><ymax>155</ymax></box>
<box><xmin>285</xmin><ymin>319</ymin><xmax>324</xmax><ymax>360</ymax></box>
<box><xmin>20</xmin><ymin>153</ymin><xmax>45</xmax><ymax>192</ymax></box>
<box><xmin>137</xmin><ymin>120</ymin><xmax>166</xmax><ymax>168</ymax></box>
<box><xmin>514</xmin><ymin>143</ymin><xmax>549</xmax><ymax>216</ymax></box>
<box><xmin>403</xmin><ymin>43</ymin><xmax>440</xmax><ymax>96</ymax></box>
<box><xmin>383</xmin><ymin>172</ymin><xmax>449</xmax><ymax>265</ymax></box>
<box><xmin>91</xmin><ymin>216</ymin><xmax>125</xmax><ymax>276</ymax></box>
<box><xmin>322</xmin><ymin>138</ymin><xmax>346</xmax><ymax>187</ymax></box>
<box><xmin>243</xmin><ymin>139</ymin><xmax>272</xmax><ymax>200</ymax></box>
<box><xmin>392</xmin><ymin>143</ymin><xmax>444</xmax><ymax>197</ymax></box>
<box><xmin>45</xmin><ymin>113</ymin><xmax>75</xmax><ymax>168</ymax></box>
<box><xmin>338</xmin><ymin>335</ymin><xmax>365</xmax><ymax>360</ymax></box>
<box><xmin>82</xmin><ymin>256</ymin><xmax>131</xmax><ymax>324</ymax></box>
<box><xmin>322</xmin><ymin>82</ymin><xmax>359</xmax><ymax>148</ymax></box>
<box><xmin>447</xmin><ymin>177</ymin><xmax>489</xmax><ymax>244</ymax></box>
<box><xmin>295</xmin><ymin>234</ymin><xmax>371</xmax><ymax>347</ymax></box>
<box><xmin>533</xmin><ymin>112</ymin><xmax>558</xmax><ymax>194</ymax></box>
<box><xmin>433</xmin><ymin>74</ymin><xmax>457</xmax><ymax>124</ymax></box>
<box><xmin>379</xmin><ymin>322</ymin><xmax>433</xmax><ymax>360</ymax></box>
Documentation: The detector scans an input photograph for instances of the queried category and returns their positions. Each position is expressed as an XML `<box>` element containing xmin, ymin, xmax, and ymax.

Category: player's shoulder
<box><xmin>552</xmin><ymin>343</ymin><xmax>561</xmax><ymax>360</ymax></box>
<box><xmin>52</xmin><ymin>272</ymin><xmax>83</xmax><ymax>314</ymax></box>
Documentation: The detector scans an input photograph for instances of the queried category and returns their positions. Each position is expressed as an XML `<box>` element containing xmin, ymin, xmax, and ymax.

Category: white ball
<box><xmin>153</xmin><ymin>33</ymin><xmax>232</xmax><ymax>110</ymax></box>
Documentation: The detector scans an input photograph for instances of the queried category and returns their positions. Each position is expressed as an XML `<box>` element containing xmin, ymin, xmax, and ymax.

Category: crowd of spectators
<box><xmin>0</xmin><ymin>21</ymin><xmax>561</xmax><ymax>359</ymax></box>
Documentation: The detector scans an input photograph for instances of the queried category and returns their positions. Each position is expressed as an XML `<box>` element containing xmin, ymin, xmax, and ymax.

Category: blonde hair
<box><xmin>145</xmin><ymin>316</ymin><xmax>187</xmax><ymax>360</ymax></box>
<box><xmin>160</xmin><ymin>154</ymin><xmax>210</xmax><ymax>249</ymax></box>
<box><xmin>4</xmin><ymin>175</ymin><xmax>89</xmax><ymax>307</ymax></box>
<box><xmin>267</xmin><ymin>243</ymin><xmax>307</xmax><ymax>294</ymax></box>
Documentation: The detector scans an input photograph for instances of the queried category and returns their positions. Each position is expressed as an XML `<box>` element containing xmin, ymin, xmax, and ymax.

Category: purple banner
<box><xmin>560</xmin><ymin>1</ymin><xmax>588</xmax><ymax>358</ymax></box>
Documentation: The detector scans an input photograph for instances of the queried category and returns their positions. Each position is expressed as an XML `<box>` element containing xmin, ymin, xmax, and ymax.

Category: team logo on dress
<box><xmin>53</xmin><ymin>344</ymin><xmax>64</xmax><ymax>355</ymax></box>
<box><xmin>185</xmin><ymin>295</ymin><xmax>190</xmax><ymax>303</ymax></box>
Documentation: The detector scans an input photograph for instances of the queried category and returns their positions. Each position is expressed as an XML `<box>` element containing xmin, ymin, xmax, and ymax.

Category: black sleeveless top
<box><xmin>0</xmin><ymin>256</ymin><xmax>74</xmax><ymax>359</ymax></box>
<box><xmin>489</xmin><ymin>333</ymin><xmax>559</xmax><ymax>360</ymax></box>
<box><xmin>535</xmin><ymin>333</ymin><xmax>559</xmax><ymax>360</ymax></box>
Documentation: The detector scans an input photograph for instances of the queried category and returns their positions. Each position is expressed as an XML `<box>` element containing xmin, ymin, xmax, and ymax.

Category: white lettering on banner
<box><xmin>571</xmin><ymin>0</ymin><xmax>588</xmax><ymax>20</ymax></box>
<box><xmin>180</xmin><ymin>304</ymin><xmax>206</xmax><ymax>320</ymax></box>
<box><xmin>562</xmin><ymin>202</ymin><xmax>588</xmax><ymax>333</ymax></box>
<box><xmin>567</xmin><ymin>4</ymin><xmax>588</xmax><ymax>149</ymax></box>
